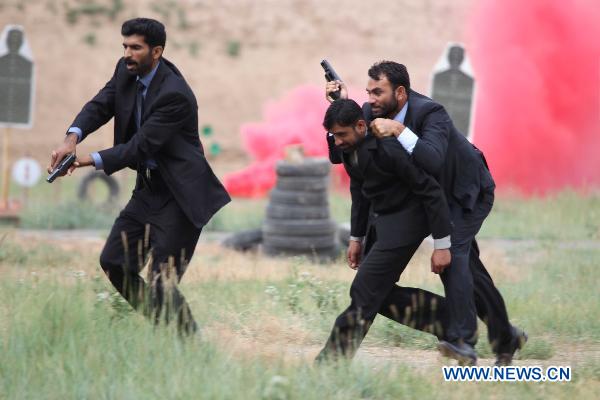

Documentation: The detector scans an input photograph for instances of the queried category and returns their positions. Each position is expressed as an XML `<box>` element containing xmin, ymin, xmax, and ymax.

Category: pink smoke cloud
<box><xmin>224</xmin><ymin>85</ymin><xmax>358</xmax><ymax>197</ymax></box>
<box><xmin>468</xmin><ymin>0</ymin><xmax>600</xmax><ymax>194</ymax></box>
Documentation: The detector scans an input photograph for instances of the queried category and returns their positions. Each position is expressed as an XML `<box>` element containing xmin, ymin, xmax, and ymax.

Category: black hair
<box><xmin>368</xmin><ymin>61</ymin><xmax>410</xmax><ymax>92</ymax></box>
<box><xmin>121</xmin><ymin>18</ymin><xmax>166</xmax><ymax>48</ymax></box>
<box><xmin>323</xmin><ymin>99</ymin><xmax>364</xmax><ymax>131</ymax></box>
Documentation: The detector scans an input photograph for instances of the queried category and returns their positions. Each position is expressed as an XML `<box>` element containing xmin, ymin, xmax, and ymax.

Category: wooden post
<box><xmin>1</xmin><ymin>127</ymin><xmax>11</xmax><ymax>209</ymax></box>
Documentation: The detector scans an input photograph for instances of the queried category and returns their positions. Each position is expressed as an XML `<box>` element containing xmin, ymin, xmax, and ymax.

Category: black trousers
<box><xmin>438</xmin><ymin>190</ymin><xmax>493</xmax><ymax>346</ymax></box>
<box><xmin>319</xmin><ymin>191</ymin><xmax>514</xmax><ymax>359</ymax></box>
<box><xmin>374</xmin><ymin>239</ymin><xmax>512</xmax><ymax>352</ymax></box>
<box><xmin>317</xmin><ymin>240</ymin><xmax>423</xmax><ymax>359</ymax></box>
<box><xmin>99</xmin><ymin>172</ymin><xmax>201</xmax><ymax>334</ymax></box>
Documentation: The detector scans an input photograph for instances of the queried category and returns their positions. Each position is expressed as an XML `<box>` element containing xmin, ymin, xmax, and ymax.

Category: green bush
<box><xmin>83</xmin><ymin>32</ymin><xmax>96</xmax><ymax>46</ymax></box>
<box><xmin>227</xmin><ymin>40</ymin><xmax>241</xmax><ymax>57</ymax></box>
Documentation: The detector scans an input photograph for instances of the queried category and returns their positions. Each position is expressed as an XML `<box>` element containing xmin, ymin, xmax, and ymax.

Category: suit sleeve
<box><xmin>70</xmin><ymin>62</ymin><xmax>119</xmax><ymax>141</ymax></box>
<box><xmin>98</xmin><ymin>91</ymin><xmax>192</xmax><ymax>175</ymax></box>
<box><xmin>380</xmin><ymin>137</ymin><xmax>451</xmax><ymax>239</ymax></box>
<box><xmin>327</xmin><ymin>133</ymin><xmax>343</xmax><ymax>164</ymax></box>
<box><xmin>346</xmin><ymin>164</ymin><xmax>370</xmax><ymax>237</ymax></box>
<box><xmin>411</xmin><ymin>103</ymin><xmax>452</xmax><ymax>176</ymax></box>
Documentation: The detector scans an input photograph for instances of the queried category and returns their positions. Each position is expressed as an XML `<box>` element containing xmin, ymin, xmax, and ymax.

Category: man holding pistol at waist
<box><xmin>47</xmin><ymin>18</ymin><xmax>230</xmax><ymax>335</ymax></box>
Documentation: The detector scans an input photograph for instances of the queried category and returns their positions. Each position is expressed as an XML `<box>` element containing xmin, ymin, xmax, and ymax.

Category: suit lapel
<box><xmin>142</xmin><ymin>61</ymin><xmax>169</xmax><ymax>122</ymax></box>
<box><xmin>404</xmin><ymin>92</ymin><xmax>415</xmax><ymax>132</ymax></box>
<box><xmin>356</xmin><ymin>134</ymin><xmax>376</xmax><ymax>173</ymax></box>
<box><xmin>117</xmin><ymin>74</ymin><xmax>137</xmax><ymax>144</ymax></box>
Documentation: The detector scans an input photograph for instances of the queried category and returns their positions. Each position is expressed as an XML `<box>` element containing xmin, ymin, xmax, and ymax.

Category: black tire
<box><xmin>262</xmin><ymin>218</ymin><xmax>337</xmax><ymax>236</ymax></box>
<box><xmin>337</xmin><ymin>223</ymin><xmax>351</xmax><ymax>247</ymax></box>
<box><xmin>269</xmin><ymin>189</ymin><xmax>328</xmax><ymax>206</ymax></box>
<box><xmin>275</xmin><ymin>176</ymin><xmax>329</xmax><ymax>192</ymax></box>
<box><xmin>222</xmin><ymin>229</ymin><xmax>262</xmax><ymax>251</ymax></box>
<box><xmin>77</xmin><ymin>171</ymin><xmax>120</xmax><ymax>204</ymax></box>
<box><xmin>266</xmin><ymin>204</ymin><xmax>330</xmax><ymax>220</ymax></box>
<box><xmin>276</xmin><ymin>158</ymin><xmax>330</xmax><ymax>177</ymax></box>
<box><xmin>262</xmin><ymin>233</ymin><xmax>336</xmax><ymax>250</ymax></box>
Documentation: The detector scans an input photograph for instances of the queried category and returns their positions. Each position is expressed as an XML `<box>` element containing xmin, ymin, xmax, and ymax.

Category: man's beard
<box><xmin>340</xmin><ymin>129</ymin><xmax>366</xmax><ymax>152</ymax></box>
<box><xmin>371</xmin><ymin>96</ymin><xmax>399</xmax><ymax>119</ymax></box>
<box><xmin>341</xmin><ymin>144</ymin><xmax>358</xmax><ymax>153</ymax></box>
<box><xmin>125</xmin><ymin>56</ymin><xmax>153</xmax><ymax>76</ymax></box>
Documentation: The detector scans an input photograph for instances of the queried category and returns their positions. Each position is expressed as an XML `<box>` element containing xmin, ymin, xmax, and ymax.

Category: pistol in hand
<box><xmin>321</xmin><ymin>59</ymin><xmax>343</xmax><ymax>100</ymax></box>
<box><xmin>46</xmin><ymin>153</ymin><xmax>76</xmax><ymax>183</ymax></box>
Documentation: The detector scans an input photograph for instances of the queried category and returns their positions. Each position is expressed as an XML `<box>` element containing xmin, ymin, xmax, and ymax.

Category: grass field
<box><xmin>0</xmin><ymin>192</ymin><xmax>599</xmax><ymax>399</ymax></box>
<box><xmin>13</xmin><ymin>172</ymin><xmax>600</xmax><ymax>240</ymax></box>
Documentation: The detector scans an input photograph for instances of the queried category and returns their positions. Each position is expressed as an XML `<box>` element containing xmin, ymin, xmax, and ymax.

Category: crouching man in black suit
<box><xmin>325</xmin><ymin>61</ymin><xmax>526</xmax><ymax>365</ymax></box>
<box><xmin>316</xmin><ymin>99</ymin><xmax>457</xmax><ymax>362</ymax></box>
<box><xmin>48</xmin><ymin>18</ymin><xmax>230</xmax><ymax>334</ymax></box>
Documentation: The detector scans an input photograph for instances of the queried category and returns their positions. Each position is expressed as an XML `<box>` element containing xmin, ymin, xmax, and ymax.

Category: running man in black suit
<box><xmin>48</xmin><ymin>18</ymin><xmax>230</xmax><ymax>334</ymax></box>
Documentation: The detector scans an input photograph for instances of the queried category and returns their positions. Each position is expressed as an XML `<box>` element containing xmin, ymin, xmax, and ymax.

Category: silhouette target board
<box><xmin>430</xmin><ymin>43</ymin><xmax>475</xmax><ymax>140</ymax></box>
<box><xmin>0</xmin><ymin>25</ymin><xmax>34</xmax><ymax>128</ymax></box>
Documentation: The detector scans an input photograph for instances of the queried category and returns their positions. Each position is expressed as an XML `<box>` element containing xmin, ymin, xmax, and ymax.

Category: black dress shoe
<box><xmin>438</xmin><ymin>341</ymin><xmax>477</xmax><ymax>366</ymax></box>
<box><xmin>495</xmin><ymin>326</ymin><xmax>528</xmax><ymax>366</ymax></box>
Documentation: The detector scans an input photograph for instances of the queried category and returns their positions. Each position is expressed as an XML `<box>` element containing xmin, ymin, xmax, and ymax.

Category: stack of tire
<box><xmin>262</xmin><ymin>158</ymin><xmax>340</xmax><ymax>261</ymax></box>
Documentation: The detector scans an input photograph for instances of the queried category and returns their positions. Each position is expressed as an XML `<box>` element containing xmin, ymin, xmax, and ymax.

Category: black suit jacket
<box><xmin>344</xmin><ymin>135</ymin><xmax>451</xmax><ymax>249</ymax></box>
<box><xmin>70</xmin><ymin>57</ymin><xmax>230</xmax><ymax>228</ymax></box>
<box><xmin>329</xmin><ymin>91</ymin><xmax>495</xmax><ymax>212</ymax></box>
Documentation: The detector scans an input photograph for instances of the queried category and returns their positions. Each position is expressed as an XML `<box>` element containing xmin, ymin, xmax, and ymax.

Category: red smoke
<box><xmin>468</xmin><ymin>0</ymin><xmax>600</xmax><ymax>194</ymax></box>
<box><xmin>223</xmin><ymin>85</ymin><xmax>357</xmax><ymax>197</ymax></box>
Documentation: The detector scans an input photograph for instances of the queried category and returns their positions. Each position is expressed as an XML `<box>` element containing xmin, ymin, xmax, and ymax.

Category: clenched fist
<box><xmin>370</xmin><ymin>118</ymin><xmax>405</xmax><ymax>138</ymax></box>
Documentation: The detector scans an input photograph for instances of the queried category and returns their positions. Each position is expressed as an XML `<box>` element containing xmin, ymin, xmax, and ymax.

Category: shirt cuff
<box><xmin>91</xmin><ymin>152</ymin><xmax>104</xmax><ymax>170</ymax></box>
<box><xmin>433</xmin><ymin>235</ymin><xmax>451</xmax><ymax>250</ymax></box>
<box><xmin>67</xmin><ymin>127</ymin><xmax>83</xmax><ymax>143</ymax></box>
<box><xmin>397</xmin><ymin>127</ymin><xmax>418</xmax><ymax>154</ymax></box>
<box><xmin>349</xmin><ymin>236</ymin><xmax>364</xmax><ymax>243</ymax></box>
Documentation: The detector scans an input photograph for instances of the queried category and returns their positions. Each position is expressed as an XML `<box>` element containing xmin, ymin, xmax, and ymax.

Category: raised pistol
<box><xmin>320</xmin><ymin>59</ymin><xmax>343</xmax><ymax>100</ymax></box>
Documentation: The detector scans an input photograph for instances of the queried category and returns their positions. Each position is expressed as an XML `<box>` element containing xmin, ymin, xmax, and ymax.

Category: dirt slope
<box><xmin>0</xmin><ymin>0</ymin><xmax>473</xmax><ymax>174</ymax></box>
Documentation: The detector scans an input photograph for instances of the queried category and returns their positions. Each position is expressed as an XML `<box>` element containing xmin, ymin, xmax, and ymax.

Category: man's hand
<box><xmin>73</xmin><ymin>154</ymin><xmax>94</xmax><ymax>170</ymax></box>
<box><xmin>370</xmin><ymin>118</ymin><xmax>405</xmax><ymax>138</ymax></box>
<box><xmin>431</xmin><ymin>249</ymin><xmax>451</xmax><ymax>274</ymax></box>
<box><xmin>347</xmin><ymin>240</ymin><xmax>362</xmax><ymax>270</ymax></box>
<box><xmin>325</xmin><ymin>80</ymin><xmax>348</xmax><ymax>103</ymax></box>
<box><xmin>48</xmin><ymin>133</ymin><xmax>78</xmax><ymax>175</ymax></box>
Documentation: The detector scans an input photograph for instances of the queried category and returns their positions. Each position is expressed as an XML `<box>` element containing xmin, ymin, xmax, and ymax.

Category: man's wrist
<box><xmin>394</xmin><ymin>121</ymin><xmax>406</xmax><ymax>138</ymax></box>
<box><xmin>65</xmin><ymin>132</ymin><xmax>78</xmax><ymax>144</ymax></box>
<box><xmin>433</xmin><ymin>235</ymin><xmax>451</xmax><ymax>250</ymax></box>
<box><xmin>90</xmin><ymin>152</ymin><xmax>104</xmax><ymax>170</ymax></box>
<box><xmin>66</xmin><ymin>127</ymin><xmax>83</xmax><ymax>143</ymax></box>
<box><xmin>394</xmin><ymin>125</ymin><xmax>405</xmax><ymax>138</ymax></box>
<box><xmin>349</xmin><ymin>236</ymin><xmax>364</xmax><ymax>243</ymax></box>
<box><xmin>396</xmin><ymin>126</ymin><xmax>418</xmax><ymax>154</ymax></box>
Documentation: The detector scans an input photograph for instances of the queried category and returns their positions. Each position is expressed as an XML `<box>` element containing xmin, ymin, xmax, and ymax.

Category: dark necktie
<box><xmin>135</xmin><ymin>80</ymin><xmax>145</xmax><ymax>130</ymax></box>
<box><xmin>134</xmin><ymin>80</ymin><xmax>158</xmax><ymax>177</ymax></box>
